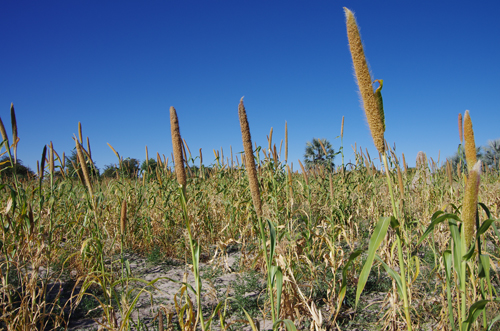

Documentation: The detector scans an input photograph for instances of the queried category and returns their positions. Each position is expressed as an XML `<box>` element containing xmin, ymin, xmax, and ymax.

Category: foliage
<box><xmin>140</xmin><ymin>158</ymin><xmax>157</xmax><ymax>175</ymax></box>
<box><xmin>120</xmin><ymin>157</ymin><xmax>140</xmax><ymax>178</ymax></box>
<box><xmin>65</xmin><ymin>149</ymin><xmax>99</xmax><ymax>178</ymax></box>
<box><xmin>481</xmin><ymin>139</ymin><xmax>500</xmax><ymax>170</ymax></box>
<box><xmin>1</xmin><ymin>144</ymin><xmax>499</xmax><ymax>330</ymax></box>
<box><xmin>102</xmin><ymin>163</ymin><xmax>119</xmax><ymax>178</ymax></box>
<box><xmin>303</xmin><ymin>138</ymin><xmax>336</xmax><ymax>171</ymax></box>
<box><xmin>449</xmin><ymin>146</ymin><xmax>482</xmax><ymax>174</ymax></box>
<box><xmin>0</xmin><ymin>156</ymin><xmax>34</xmax><ymax>178</ymax></box>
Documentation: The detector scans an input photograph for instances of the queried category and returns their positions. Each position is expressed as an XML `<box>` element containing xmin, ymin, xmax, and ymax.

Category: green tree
<box><xmin>120</xmin><ymin>158</ymin><xmax>140</xmax><ymax>178</ymax></box>
<box><xmin>140</xmin><ymin>158</ymin><xmax>157</xmax><ymax>176</ymax></box>
<box><xmin>65</xmin><ymin>150</ymin><xmax>99</xmax><ymax>178</ymax></box>
<box><xmin>102</xmin><ymin>164</ymin><xmax>119</xmax><ymax>178</ymax></box>
<box><xmin>481</xmin><ymin>138</ymin><xmax>500</xmax><ymax>170</ymax></box>
<box><xmin>449</xmin><ymin>145</ymin><xmax>482</xmax><ymax>174</ymax></box>
<box><xmin>303</xmin><ymin>138</ymin><xmax>336</xmax><ymax>171</ymax></box>
<box><xmin>0</xmin><ymin>156</ymin><xmax>34</xmax><ymax>179</ymax></box>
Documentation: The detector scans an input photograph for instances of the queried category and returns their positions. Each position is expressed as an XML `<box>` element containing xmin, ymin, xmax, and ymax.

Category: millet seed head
<box><xmin>463</xmin><ymin>110</ymin><xmax>477</xmax><ymax>173</ymax></box>
<box><xmin>170</xmin><ymin>106</ymin><xmax>187</xmax><ymax>190</ymax></box>
<box><xmin>344</xmin><ymin>7</ymin><xmax>385</xmax><ymax>154</ymax></box>
<box><xmin>238</xmin><ymin>98</ymin><xmax>262</xmax><ymax>218</ymax></box>
<box><xmin>463</xmin><ymin>160</ymin><xmax>481</xmax><ymax>248</ymax></box>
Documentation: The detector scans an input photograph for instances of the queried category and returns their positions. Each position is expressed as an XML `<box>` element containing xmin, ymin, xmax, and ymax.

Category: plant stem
<box><xmin>382</xmin><ymin>153</ymin><xmax>412</xmax><ymax>331</ymax></box>
<box><xmin>257</xmin><ymin>215</ymin><xmax>276</xmax><ymax>324</ymax></box>
<box><xmin>179</xmin><ymin>187</ymin><xmax>206</xmax><ymax>330</ymax></box>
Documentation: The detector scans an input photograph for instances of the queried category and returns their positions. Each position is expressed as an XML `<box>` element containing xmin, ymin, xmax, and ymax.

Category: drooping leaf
<box><xmin>418</xmin><ymin>212</ymin><xmax>460</xmax><ymax>246</ymax></box>
<box><xmin>374</xmin><ymin>79</ymin><xmax>385</xmax><ymax>132</ymax></box>
<box><xmin>267</xmin><ymin>219</ymin><xmax>276</xmax><ymax>262</ymax></box>
<box><xmin>274</xmin><ymin>319</ymin><xmax>298</xmax><ymax>331</ymax></box>
<box><xmin>335</xmin><ymin>248</ymin><xmax>363</xmax><ymax>321</ymax></box>
<box><xmin>375</xmin><ymin>255</ymin><xmax>403</xmax><ymax>298</ymax></box>
<box><xmin>462</xmin><ymin>299</ymin><xmax>490</xmax><ymax>331</ymax></box>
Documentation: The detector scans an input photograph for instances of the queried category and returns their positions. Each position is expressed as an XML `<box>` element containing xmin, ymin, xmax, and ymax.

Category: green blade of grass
<box><xmin>355</xmin><ymin>216</ymin><xmax>391</xmax><ymax>309</ymax></box>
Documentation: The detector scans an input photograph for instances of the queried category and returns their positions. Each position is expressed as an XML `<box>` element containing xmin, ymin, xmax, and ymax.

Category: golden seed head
<box><xmin>344</xmin><ymin>7</ymin><xmax>385</xmax><ymax>154</ymax></box>
<box><xmin>39</xmin><ymin>146</ymin><xmax>47</xmax><ymax>182</ymax></box>
<box><xmin>170</xmin><ymin>106</ymin><xmax>187</xmax><ymax>190</ymax></box>
<box><xmin>364</xmin><ymin>157</ymin><xmax>373</xmax><ymax>176</ymax></box>
<box><xmin>446</xmin><ymin>160</ymin><xmax>453</xmax><ymax>186</ymax></box>
<box><xmin>462</xmin><ymin>160</ymin><xmax>481</xmax><ymax>248</ymax></box>
<box><xmin>10</xmin><ymin>103</ymin><xmax>18</xmax><ymax>163</ymax></box>
<box><xmin>49</xmin><ymin>141</ymin><xmax>54</xmax><ymax>176</ymax></box>
<box><xmin>416</xmin><ymin>151</ymin><xmax>427</xmax><ymax>169</ymax></box>
<box><xmin>78</xmin><ymin>122</ymin><xmax>83</xmax><ymax>144</ymax></box>
<box><xmin>273</xmin><ymin>145</ymin><xmax>278</xmax><ymax>165</ymax></box>
<box><xmin>397</xmin><ymin>165</ymin><xmax>404</xmax><ymax>200</ymax></box>
<box><xmin>75</xmin><ymin>137</ymin><xmax>93</xmax><ymax>197</ymax></box>
<box><xmin>463</xmin><ymin>110</ymin><xmax>477</xmax><ymax>172</ymax></box>
<box><xmin>341</xmin><ymin>116</ymin><xmax>345</xmax><ymax>138</ymax></box>
<box><xmin>318</xmin><ymin>139</ymin><xmax>328</xmax><ymax>157</ymax></box>
<box><xmin>285</xmin><ymin>121</ymin><xmax>288</xmax><ymax>163</ymax></box>
<box><xmin>298</xmin><ymin>159</ymin><xmax>309</xmax><ymax>185</ymax></box>
<box><xmin>268</xmin><ymin>127</ymin><xmax>273</xmax><ymax>152</ymax></box>
<box><xmin>458</xmin><ymin>113</ymin><xmax>463</xmax><ymax>144</ymax></box>
<box><xmin>238</xmin><ymin>98</ymin><xmax>262</xmax><ymax>218</ymax></box>
<box><xmin>0</xmin><ymin>116</ymin><xmax>9</xmax><ymax>147</ymax></box>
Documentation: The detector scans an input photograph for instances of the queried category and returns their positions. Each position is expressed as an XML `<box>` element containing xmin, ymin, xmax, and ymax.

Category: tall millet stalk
<box><xmin>170</xmin><ymin>106</ymin><xmax>187</xmax><ymax>194</ymax></box>
<box><xmin>169</xmin><ymin>106</ymin><xmax>206</xmax><ymax>330</ymax></box>
<box><xmin>344</xmin><ymin>7</ymin><xmax>412</xmax><ymax>330</ymax></box>
<box><xmin>238</xmin><ymin>98</ymin><xmax>278</xmax><ymax>323</ymax></box>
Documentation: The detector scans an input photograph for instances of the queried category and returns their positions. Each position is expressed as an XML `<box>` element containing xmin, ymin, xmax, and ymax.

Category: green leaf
<box><xmin>449</xmin><ymin>220</ymin><xmax>463</xmax><ymax>285</ymax></box>
<box><xmin>477</xmin><ymin>219</ymin><xmax>496</xmax><ymax>236</ymax></box>
<box><xmin>355</xmin><ymin>216</ymin><xmax>391</xmax><ymax>309</ymax></box>
<box><xmin>375</xmin><ymin>255</ymin><xmax>403</xmax><ymax>298</ymax></box>
<box><xmin>443</xmin><ymin>250</ymin><xmax>452</xmax><ymax>281</ymax></box>
<box><xmin>229</xmin><ymin>298</ymin><xmax>259</xmax><ymax>331</ymax></box>
<box><xmin>390</xmin><ymin>217</ymin><xmax>401</xmax><ymax>236</ymax></box>
<box><xmin>374</xmin><ymin>79</ymin><xmax>385</xmax><ymax>132</ymax></box>
<box><xmin>273</xmin><ymin>319</ymin><xmax>298</xmax><ymax>331</ymax></box>
<box><xmin>487</xmin><ymin>313</ymin><xmax>500</xmax><ymax>330</ymax></box>
<box><xmin>335</xmin><ymin>249</ymin><xmax>363</xmax><ymax>321</ymax></box>
<box><xmin>418</xmin><ymin>213</ymin><xmax>460</xmax><ymax>246</ymax></box>
<box><xmin>125</xmin><ymin>260</ymin><xmax>131</xmax><ymax>278</ymax></box>
<box><xmin>203</xmin><ymin>301</ymin><xmax>223</xmax><ymax>330</ymax></box>
<box><xmin>478</xmin><ymin>202</ymin><xmax>492</xmax><ymax>219</ymax></box>
<box><xmin>193</xmin><ymin>241</ymin><xmax>201</xmax><ymax>271</ymax></box>
<box><xmin>443</xmin><ymin>250</ymin><xmax>456</xmax><ymax>330</ymax></box>
<box><xmin>275</xmin><ymin>266</ymin><xmax>283</xmax><ymax>320</ymax></box>
<box><xmin>267</xmin><ymin>219</ymin><xmax>276</xmax><ymax>262</ymax></box>
<box><xmin>479</xmin><ymin>255</ymin><xmax>492</xmax><ymax>295</ymax></box>
<box><xmin>462</xmin><ymin>299</ymin><xmax>489</xmax><ymax>331</ymax></box>
<box><xmin>462</xmin><ymin>241</ymin><xmax>475</xmax><ymax>261</ymax></box>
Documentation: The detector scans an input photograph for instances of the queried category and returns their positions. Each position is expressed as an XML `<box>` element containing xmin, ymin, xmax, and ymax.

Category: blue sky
<box><xmin>1</xmin><ymin>1</ymin><xmax>499</xmax><ymax>173</ymax></box>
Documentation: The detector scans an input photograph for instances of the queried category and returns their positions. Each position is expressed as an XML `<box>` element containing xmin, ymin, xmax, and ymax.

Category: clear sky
<box><xmin>1</xmin><ymin>1</ymin><xmax>499</xmax><ymax>173</ymax></box>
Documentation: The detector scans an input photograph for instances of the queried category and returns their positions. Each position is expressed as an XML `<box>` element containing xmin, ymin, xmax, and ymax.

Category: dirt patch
<box><xmin>65</xmin><ymin>248</ymin><xmax>274</xmax><ymax>330</ymax></box>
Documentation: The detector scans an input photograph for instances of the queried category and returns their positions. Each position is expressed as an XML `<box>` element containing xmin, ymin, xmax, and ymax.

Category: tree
<box><xmin>120</xmin><ymin>158</ymin><xmax>140</xmax><ymax>178</ymax></box>
<box><xmin>449</xmin><ymin>146</ymin><xmax>482</xmax><ymax>174</ymax></box>
<box><xmin>481</xmin><ymin>138</ymin><xmax>500</xmax><ymax>170</ymax></box>
<box><xmin>140</xmin><ymin>158</ymin><xmax>158</xmax><ymax>175</ymax></box>
<box><xmin>102</xmin><ymin>164</ymin><xmax>119</xmax><ymax>178</ymax></box>
<box><xmin>0</xmin><ymin>156</ymin><xmax>34</xmax><ymax>179</ymax></box>
<box><xmin>304</xmin><ymin>138</ymin><xmax>336</xmax><ymax>171</ymax></box>
<box><xmin>65</xmin><ymin>150</ymin><xmax>99</xmax><ymax>178</ymax></box>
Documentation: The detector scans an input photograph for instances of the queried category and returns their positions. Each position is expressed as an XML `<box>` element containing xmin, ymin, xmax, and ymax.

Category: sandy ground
<box><xmin>65</xmin><ymin>249</ymin><xmax>275</xmax><ymax>331</ymax></box>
